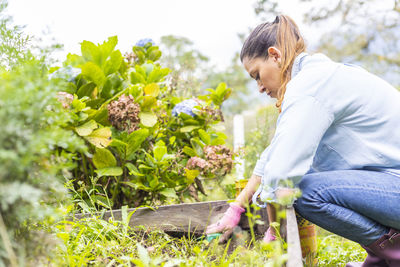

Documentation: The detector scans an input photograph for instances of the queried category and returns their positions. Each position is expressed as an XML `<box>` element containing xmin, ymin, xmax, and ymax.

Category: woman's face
<box><xmin>242</xmin><ymin>47</ymin><xmax>282</xmax><ymax>99</ymax></box>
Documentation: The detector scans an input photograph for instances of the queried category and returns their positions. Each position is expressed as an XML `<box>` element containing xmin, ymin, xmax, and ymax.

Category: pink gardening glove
<box><xmin>205</xmin><ymin>203</ymin><xmax>245</xmax><ymax>243</ymax></box>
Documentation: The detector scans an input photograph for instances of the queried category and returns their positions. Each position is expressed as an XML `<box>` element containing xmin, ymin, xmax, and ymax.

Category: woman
<box><xmin>205</xmin><ymin>14</ymin><xmax>400</xmax><ymax>267</ymax></box>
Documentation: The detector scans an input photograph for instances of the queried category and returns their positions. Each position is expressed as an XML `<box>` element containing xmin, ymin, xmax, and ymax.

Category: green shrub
<box><xmin>57</xmin><ymin>37</ymin><xmax>233</xmax><ymax>209</ymax></box>
<box><xmin>0</xmin><ymin>2</ymin><xmax>86</xmax><ymax>265</ymax></box>
<box><xmin>0</xmin><ymin>58</ymin><xmax>85</xmax><ymax>266</ymax></box>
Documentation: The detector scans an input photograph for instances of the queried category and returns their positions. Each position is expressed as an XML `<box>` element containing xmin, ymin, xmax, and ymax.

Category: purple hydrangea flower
<box><xmin>49</xmin><ymin>66</ymin><xmax>81</xmax><ymax>82</ymax></box>
<box><xmin>135</xmin><ymin>38</ymin><xmax>155</xmax><ymax>47</ymax></box>
<box><xmin>172</xmin><ymin>99</ymin><xmax>199</xmax><ymax>117</ymax></box>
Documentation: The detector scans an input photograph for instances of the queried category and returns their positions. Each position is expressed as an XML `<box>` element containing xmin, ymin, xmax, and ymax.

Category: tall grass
<box><xmin>43</xmin><ymin>198</ymin><xmax>366</xmax><ymax>267</ymax></box>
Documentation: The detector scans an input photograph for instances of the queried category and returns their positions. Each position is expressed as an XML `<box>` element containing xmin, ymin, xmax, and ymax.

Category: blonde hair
<box><xmin>240</xmin><ymin>15</ymin><xmax>306</xmax><ymax>111</ymax></box>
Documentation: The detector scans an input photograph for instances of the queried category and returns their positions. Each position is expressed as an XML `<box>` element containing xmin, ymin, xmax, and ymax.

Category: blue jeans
<box><xmin>293</xmin><ymin>170</ymin><xmax>400</xmax><ymax>246</ymax></box>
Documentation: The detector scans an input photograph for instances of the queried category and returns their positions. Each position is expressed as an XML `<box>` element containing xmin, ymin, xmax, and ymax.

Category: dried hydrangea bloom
<box><xmin>200</xmin><ymin>106</ymin><xmax>224</xmax><ymax>122</ymax></box>
<box><xmin>186</xmin><ymin>156</ymin><xmax>210</xmax><ymax>171</ymax></box>
<box><xmin>203</xmin><ymin>145</ymin><xmax>233</xmax><ymax>175</ymax></box>
<box><xmin>124</xmin><ymin>52</ymin><xmax>137</xmax><ymax>64</ymax></box>
<box><xmin>56</xmin><ymin>92</ymin><xmax>74</xmax><ymax>109</ymax></box>
<box><xmin>107</xmin><ymin>95</ymin><xmax>141</xmax><ymax>133</ymax></box>
<box><xmin>186</xmin><ymin>146</ymin><xmax>233</xmax><ymax>176</ymax></box>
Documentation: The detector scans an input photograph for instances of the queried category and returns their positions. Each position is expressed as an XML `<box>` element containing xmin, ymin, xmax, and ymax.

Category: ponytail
<box><xmin>240</xmin><ymin>15</ymin><xmax>306</xmax><ymax>111</ymax></box>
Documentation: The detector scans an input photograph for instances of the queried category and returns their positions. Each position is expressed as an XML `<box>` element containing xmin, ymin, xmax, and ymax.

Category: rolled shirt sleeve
<box><xmin>252</xmin><ymin>95</ymin><xmax>334</xmax><ymax>206</ymax></box>
<box><xmin>253</xmin><ymin>147</ymin><xmax>270</xmax><ymax>177</ymax></box>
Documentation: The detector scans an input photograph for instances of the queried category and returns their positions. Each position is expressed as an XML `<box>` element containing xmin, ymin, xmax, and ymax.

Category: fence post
<box><xmin>233</xmin><ymin>114</ymin><xmax>245</xmax><ymax>180</ymax></box>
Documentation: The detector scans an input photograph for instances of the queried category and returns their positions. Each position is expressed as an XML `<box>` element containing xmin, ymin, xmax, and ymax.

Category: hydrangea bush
<box><xmin>57</xmin><ymin>37</ymin><xmax>233</xmax><ymax>209</ymax></box>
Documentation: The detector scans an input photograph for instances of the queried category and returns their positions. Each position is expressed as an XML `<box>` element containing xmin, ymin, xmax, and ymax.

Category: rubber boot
<box><xmin>345</xmin><ymin>244</ymin><xmax>388</xmax><ymax>267</ymax></box>
<box><xmin>368</xmin><ymin>228</ymin><xmax>400</xmax><ymax>267</ymax></box>
<box><xmin>345</xmin><ymin>227</ymin><xmax>400</xmax><ymax>267</ymax></box>
<box><xmin>348</xmin><ymin>228</ymin><xmax>400</xmax><ymax>267</ymax></box>
<box><xmin>346</xmin><ymin>244</ymin><xmax>389</xmax><ymax>267</ymax></box>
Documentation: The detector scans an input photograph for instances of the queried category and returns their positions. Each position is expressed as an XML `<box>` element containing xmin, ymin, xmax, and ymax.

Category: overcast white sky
<box><xmin>6</xmin><ymin>0</ymin><xmax>314</xmax><ymax>70</ymax></box>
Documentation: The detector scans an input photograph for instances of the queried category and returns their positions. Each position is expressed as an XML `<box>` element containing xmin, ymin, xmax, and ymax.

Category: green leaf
<box><xmin>75</xmin><ymin>120</ymin><xmax>98</xmax><ymax>136</ymax></box>
<box><xmin>185</xmin><ymin>169</ymin><xmax>200</xmax><ymax>184</ymax></box>
<box><xmin>104</xmin><ymin>50</ymin><xmax>122</xmax><ymax>76</ymax></box>
<box><xmin>92</xmin><ymin>108</ymin><xmax>109</xmax><ymax>126</ymax></box>
<box><xmin>93</xmin><ymin>195</ymin><xmax>111</xmax><ymax>209</ymax></box>
<box><xmin>95</xmin><ymin>167</ymin><xmax>123</xmax><ymax>177</ymax></box>
<box><xmin>110</xmin><ymin>139</ymin><xmax>127</xmax><ymax>158</ymax></box>
<box><xmin>126</xmin><ymin>129</ymin><xmax>149</xmax><ymax>158</ymax></box>
<box><xmin>148</xmin><ymin>49</ymin><xmax>162</xmax><ymax>62</ymax></box>
<box><xmin>144</xmin><ymin>83</ymin><xmax>160</xmax><ymax>97</ymax></box>
<box><xmin>71</xmin><ymin>98</ymin><xmax>86</xmax><ymax>111</ymax></box>
<box><xmin>138</xmin><ymin>164</ymin><xmax>154</xmax><ymax>170</ymax></box>
<box><xmin>180</xmin><ymin>125</ymin><xmax>200</xmax><ymax>133</ymax></box>
<box><xmin>125</xmin><ymin>162</ymin><xmax>145</xmax><ymax>176</ymax></box>
<box><xmin>210</xmin><ymin>137</ymin><xmax>225</xmax><ymax>146</ymax></box>
<box><xmin>101</xmin><ymin>73</ymin><xmax>124</xmax><ymax>99</ymax></box>
<box><xmin>149</xmin><ymin>175</ymin><xmax>159</xmax><ymax>189</ymax></box>
<box><xmin>160</xmin><ymin>188</ymin><xmax>177</xmax><ymax>198</ymax></box>
<box><xmin>210</xmin><ymin>123</ymin><xmax>225</xmax><ymax>132</ymax></box>
<box><xmin>110</xmin><ymin>139</ymin><xmax>127</xmax><ymax>149</ymax></box>
<box><xmin>121</xmin><ymin>205</ymin><xmax>128</xmax><ymax>226</ymax></box>
<box><xmin>81</xmin><ymin>62</ymin><xmax>106</xmax><ymax>87</ymax></box>
<box><xmin>143</xmin><ymin>63</ymin><xmax>154</xmax><ymax>76</ymax></box>
<box><xmin>147</xmin><ymin>67</ymin><xmax>170</xmax><ymax>83</ymax></box>
<box><xmin>81</xmin><ymin>40</ymin><xmax>100</xmax><ymax>63</ymax></box>
<box><xmin>144</xmin><ymin>152</ymin><xmax>156</xmax><ymax>165</ymax></box>
<box><xmin>77</xmin><ymin>82</ymin><xmax>96</xmax><ymax>98</ymax></box>
<box><xmin>198</xmin><ymin>129</ymin><xmax>211</xmax><ymax>145</ymax></box>
<box><xmin>121</xmin><ymin>181</ymin><xmax>138</xmax><ymax>189</ymax></box>
<box><xmin>135</xmin><ymin>50</ymin><xmax>146</xmax><ymax>65</ymax></box>
<box><xmin>85</xmin><ymin>127</ymin><xmax>112</xmax><ymax>148</ymax></box>
<box><xmin>210</xmin><ymin>132</ymin><xmax>227</xmax><ymax>146</ymax></box>
<box><xmin>211</xmin><ymin>82</ymin><xmax>231</xmax><ymax>106</ymax></box>
<box><xmin>141</xmin><ymin>96</ymin><xmax>157</xmax><ymax>110</ymax></box>
<box><xmin>100</xmin><ymin>36</ymin><xmax>118</xmax><ymax>60</ymax></box>
<box><xmin>191</xmin><ymin>138</ymin><xmax>204</xmax><ymax>157</ymax></box>
<box><xmin>81</xmin><ymin>36</ymin><xmax>119</xmax><ymax>68</ymax></box>
<box><xmin>216</xmin><ymin>82</ymin><xmax>227</xmax><ymax>96</ymax></box>
<box><xmin>65</xmin><ymin>53</ymin><xmax>85</xmax><ymax>67</ymax></box>
<box><xmin>139</xmin><ymin>112</ymin><xmax>158</xmax><ymax>127</ymax></box>
<box><xmin>122</xmin><ymin>181</ymin><xmax>151</xmax><ymax>191</ymax></box>
<box><xmin>182</xmin><ymin>146</ymin><xmax>197</xmax><ymax>157</ymax></box>
<box><xmin>93</xmin><ymin>148</ymin><xmax>116</xmax><ymax>169</ymax></box>
<box><xmin>129</xmin><ymin>85</ymin><xmax>143</xmax><ymax>98</ymax></box>
<box><xmin>85</xmin><ymin>98</ymin><xmax>103</xmax><ymax>109</ymax></box>
<box><xmin>135</xmin><ymin>65</ymin><xmax>146</xmax><ymax>77</ymax></box>
<box><xmin>169</xmin><ymin>136</ymin><xmax>176</xmax><ymax>145</ymax></box>
<box><xmin>56</xmin><ymin>232</ymin><xmax>69</xmax><ymax>242</ymax></box>
<box><xmin>153</xmin><ymin>140</ymin><xmax>167</xmax><ymax>162</ymax></box>
<box><xmin>130</xmin><ymin>71</ymin><xmax>146</xmax><ymax>84</ymax></box>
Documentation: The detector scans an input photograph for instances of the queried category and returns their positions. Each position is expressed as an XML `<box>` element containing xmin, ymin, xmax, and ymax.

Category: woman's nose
<box><xmin>258</xmin><ymin>83</ymin><xmax>265</xmax><ymax>93</ymax></box>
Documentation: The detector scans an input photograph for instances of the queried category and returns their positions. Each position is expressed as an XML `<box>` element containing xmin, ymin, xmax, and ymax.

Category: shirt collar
<box><xmin>291</xmin><ymin>52</ymin><xmax>308</xmax><ymax>79</ymax></box>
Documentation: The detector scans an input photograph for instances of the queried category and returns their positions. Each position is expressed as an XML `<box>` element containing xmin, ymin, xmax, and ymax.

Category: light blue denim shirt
<box><xmin>252</xmin><ymin>53</ymin><xmax>400</xmax><ymax>207</ymax></box>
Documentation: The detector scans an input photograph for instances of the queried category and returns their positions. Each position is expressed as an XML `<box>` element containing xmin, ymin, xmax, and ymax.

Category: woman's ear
<box><xmin>267</xmin><ymin>47</ymin><xmax>282</xmax><ymax>64</ymax></box>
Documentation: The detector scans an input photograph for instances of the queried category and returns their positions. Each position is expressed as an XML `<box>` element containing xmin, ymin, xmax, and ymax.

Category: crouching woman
<box><xmin>206</xmin><ymin>14</ymin><xmax>400</xmax><ymax>267</ymax></box>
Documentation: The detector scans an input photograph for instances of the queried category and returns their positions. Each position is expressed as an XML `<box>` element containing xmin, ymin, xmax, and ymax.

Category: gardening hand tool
<box><xmin>205</xmin><ymin>203</ymin><xmax>245</xmax><ymax>243</ymax></box>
